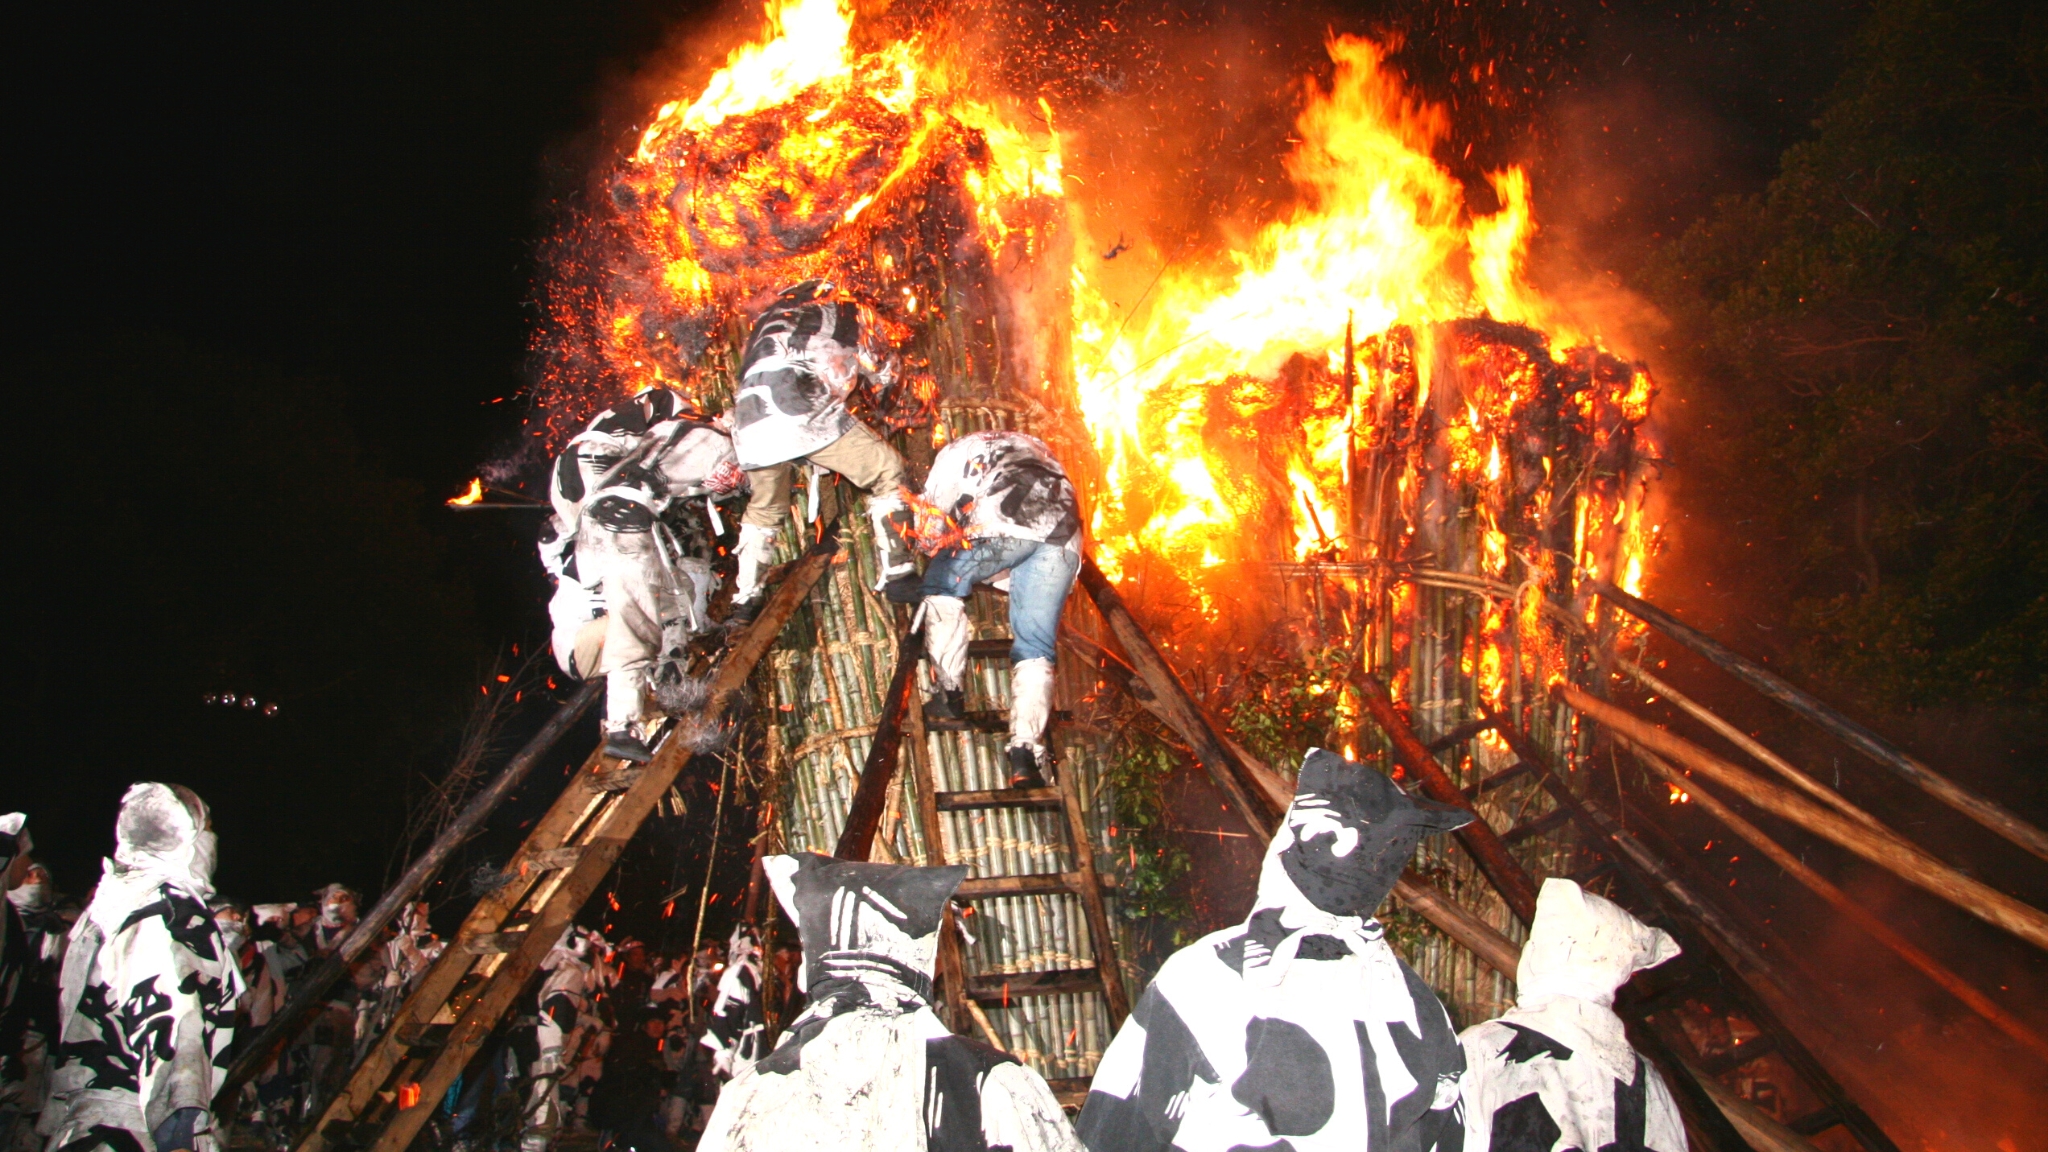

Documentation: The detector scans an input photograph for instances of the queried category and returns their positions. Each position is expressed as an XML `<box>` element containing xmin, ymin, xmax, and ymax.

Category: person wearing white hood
<box><xmin>895</xmin><ymin>430</ymin><xmax>1082</xmax><ymax>789</ymax></box>
<box><xmin>1077</xmin><ymin>749</ymin><xmax>1473</xmax><ymax>1152</ymax></box>
<box><xmin>43</xmin><ymin>784</ymin><xmax>244</xmax><ymax>1152</ymax></box>
<box><xmin>547</xmin><ymin>386</ymin><xmax>746</xmax><ymax>764</ymax></box>
<box><xmin>724</xmin><ymin>281</ymin><xmax>916</xmax><ymax>614</ymax></box>
<box><xmin>699</xmin><ymin>854</ymin><xmax>1079</xmax><ymax>1152</ymax></box>
<box><xmin>1456</xmin><ymin>878</ymin><xmax>1687</xmax><ymax>1152</ymax></box>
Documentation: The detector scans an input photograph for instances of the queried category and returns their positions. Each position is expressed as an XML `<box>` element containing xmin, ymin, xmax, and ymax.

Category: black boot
<box><xmin>923</xmin><ymin>688</ymin><xmax>967</xmax><ymax>723</ymax></box>
<box><xmin>1007</xmin><ymin>744</ymin><xmax>1049</xmax><ymax>790</ymax></box>
<box><xmin>604</xmin><ymin>728</ymin><xmax>656</xmax><ymax>764</ymax></box>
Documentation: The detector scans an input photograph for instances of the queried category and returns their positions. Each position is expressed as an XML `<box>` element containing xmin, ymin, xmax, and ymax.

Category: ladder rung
<box><xmin>924</xmin><ymin>709</ymin><xmax>1073</xmax><ymax>733</ymax></box>
<box><xmin>1501</xmin><ymin>807</ymin><xmax>1571</xmax><ymax>845</ymax></box>
<box><xmin>1427</xmin><ymin>716</ymin><xmax>1500</xmax><ymax>753</ymax></box>
<box><xmin>394</xmin><ymin>1022</ymin><xmax>451</xmax><ymax>1049</ymax></box>
<box><xmin>956</xmin><ymin>871</ymin><xmax>1085</xmax><ymax>899</ymax></box>
<box><xmin>936</xmin><ymin>788</ymin><xmax>1064</xmax><ymax>811</ymax></box>
<box><xmin>966</xmin><ymin>967</ymin><xmax>1103</xmax><ymax>1003</ymax></box>
<box><xmin>1697</xmin><ymin>1033</ymin><xmax>1777</xmax><ymax>1077</ymax></box>
<box><xmin>461</xmin><ymin>928</ymin><xmax>527</xmax><ymax>955</ymax></box>
<box><xmin>588</xmin><ymin>766</ymin><xmax>644</xmax><ymax>793</ymax></box>
<box><xmin>1463</xmin><ymin>761</ymin><xmax>1533</xmax><ymax>801</ymax></box>
<box><xmin>1043</xmin><ymin>1077</ymin><xmax>1092</xmax><ymax>1110</ymax></box>
<box><xmin>966</xmin><ymin>639</ymin><xmax>1012</xmax><ymax>658</ymax></box>
<box><xmin>1788</xmin><ymin>1106</ymin><xmax>1842</xmax><ymax>1136</ymax></box>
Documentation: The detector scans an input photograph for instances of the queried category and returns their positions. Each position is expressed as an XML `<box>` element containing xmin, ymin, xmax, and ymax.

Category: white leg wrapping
<box><xmin>921</xmin><ymin>596</ymin><xmax>971</xmax><ymax>691</ymax></box>
<box><xmin>1009</xmin><ymin>657</ymin><xmax>1055</xmax><ymax>754</ymax></box>
<box><xmin>732</xmin><ymin>523</ymin><xmax>777</xmax><ymax>604</ymax></box>
<box><xmin>867</xmin><ymin>491</ymin><xmax>915</xmax><ymax>586</ymax></box>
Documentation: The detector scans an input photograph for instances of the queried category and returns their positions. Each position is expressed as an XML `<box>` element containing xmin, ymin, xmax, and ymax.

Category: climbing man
<box><xmin>547</xmin><ymin>386</ymin><xmax>747</xmax><ymax>763</ymax></box>
<box><xmin>905</xmin><ymin>429</ymin><xmax>1082</xmax><ymax>789</ymax></box>
<box><xmin>725</xmin><ymin>280</ymin><xmax>916</xmax><ymax>612</ymax></box>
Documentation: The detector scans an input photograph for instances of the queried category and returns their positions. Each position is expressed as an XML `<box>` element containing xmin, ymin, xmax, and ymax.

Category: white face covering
<box><xmin>6</xmin><ymin>880</ymin><xmax>49</xmax><ymax>912</ymax></box>
<box><xmin>217</xmin><ymin>916</ymin><xmax>249</xmax><ymax>954</ymax></box>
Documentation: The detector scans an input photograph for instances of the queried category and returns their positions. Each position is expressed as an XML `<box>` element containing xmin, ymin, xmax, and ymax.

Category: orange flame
<box><xmin>447</xmin><ymin>478</ymin><xmax>484</xmax><ymax>506</ymax></box>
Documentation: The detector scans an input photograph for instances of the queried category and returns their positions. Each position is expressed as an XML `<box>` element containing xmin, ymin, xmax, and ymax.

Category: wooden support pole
<box><xmin>1357</xmin><ymin>675</ymin><xmax>1541</xmax><ymax>925</ymax></box>
<box><xmin>1561</xmin><ymin>683</ymin><xmax>2048</xmax><ymax>953</ymax></box>
<box><xmin>1593</xmin><ymin>580</ymin><xmax>2048</xmax><ymax>863</ymax></box>
<box><xmin>1079</xmin><ymin>557</ymin><xmax>1279</xmax><ymax>838</ymax></box>
<box><xmin>354</xmin><ymin>533</ymin><xmax>838</xmax><ymax>1152</ymax></box>
<box><xmin>834</xmin><ymin>631</ymin><xmax>922</xmax><ymax>860</ymax></box>
<box><xmin>215</xmin><ymin>677</ymin><xmax>603</xmax><ymax>1116</ymax></box>
<box><xmin>1629</xmin><ymin>745</ymin><xmax>2048</xmax><ymax>1061</ymax></box>
<box><xmin>1619</xmin><ymin>659</ymin><xmax>1899</xmax><ymax>841</ymax></box>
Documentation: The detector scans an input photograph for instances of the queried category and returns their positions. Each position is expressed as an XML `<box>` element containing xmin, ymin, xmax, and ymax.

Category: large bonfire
<box><xmin>533</xmin><ymin>0</ymin><xmax>1661</xmax><ymax>722</ymax></box>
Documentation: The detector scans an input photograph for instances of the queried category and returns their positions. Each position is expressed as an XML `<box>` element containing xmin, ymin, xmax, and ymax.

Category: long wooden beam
<box><xmin>834</xmin><ymin>631</ymin><xmax>922</xmax><ymax>859</ymax></box>
<box><xmin>1079</xmin><ymin>557</ymin><xmax>1279</xmax><ymax>837</ymax></box>
<box><xmin>1562</xmin><ymin>683</ymin><xmax>2048</xmax><ymax>953</ymax></box>
<box><xmin>1629</xmin><ymin>745</ymin><xmax>2048</xmax><ymax>1060</ymax></box>
<box><xmin>215</xmin><ymin>677</ymin><xmax>602</xmax><ymax>1117</ymax></box>
<box><xmin>1357</xmin><ymin>676</ymin><xmax>1541</xmax><ymax>925</ymax></box>
<box><xmin>1593</xmin><ymin>580</ymin><xmax>2048</xmax><ymax>862</ymax></box>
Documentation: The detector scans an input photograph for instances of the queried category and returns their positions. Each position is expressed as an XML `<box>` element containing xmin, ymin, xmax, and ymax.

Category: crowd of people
<box><xmin>0</xmin><ymin>798</ymin><xmax>811</xmax><ymax>1152</ymax></box>
<box><xmin>1</xmin><ymin>280</ymin><xmax>1692</xmax><ymax>1152</ymax></box>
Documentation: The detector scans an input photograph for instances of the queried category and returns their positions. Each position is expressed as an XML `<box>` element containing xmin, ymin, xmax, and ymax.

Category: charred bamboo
<box><xmin>1629</xmin><ymin>745</ymin><xmax>2048</xmax><ymax>1060</ymax></box>
<box><xmin>1593</xmin><ymin>580</ymin><xmax>2048</xmax><ymax>863</ymax></box>
<box><xmin>1562</xmin><ymin>683</ymin><xmax>2048</xmax><ymax>953</ymax></box>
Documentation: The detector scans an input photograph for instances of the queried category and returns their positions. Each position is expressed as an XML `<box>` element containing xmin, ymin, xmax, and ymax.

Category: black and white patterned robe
<box><xmin>729</xmin><ymin>281</ymin><xmax>899</xmax><ymax>469</ymax></box>
<box><xmin>1457</xmin><ymin>879</ymin><xmax>1685</xmax><ymax>1152</ymax></box>
<box><xmin>44</xmin><ymin>785</ymin><xmax>242</xmax><ymax>1152</ymax></box>
<box><xmin>700</xmin><ymin>925</ymin><xmax>765</xmax><ymax>1080</ymax></box>
<box><xmin>700</xmin><ymin>854</ymin><xmax>1079</xmax><ymax>1152</ymax></box>
<box><xmin>920</xmin><ymin>431</ymin><xmax>1081</xmax><ymax>549</ymax></box>
<box><xmin>1078</xmin><ymin>749</ymin><xmax>1473</xmax><ymax>1152</ymax></box>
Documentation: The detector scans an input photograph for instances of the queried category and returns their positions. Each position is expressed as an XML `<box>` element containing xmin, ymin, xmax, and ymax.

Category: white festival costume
<box><xmin>1078</xmin><ymin>750</ymin><xmax>1472</xmax><ymax>1152</ymax></box>
<box><xmin>1457</xmin><ymin>879</ymin><xmax>1687</xmax><ymax>1152</ymax></box>
<box><xmin>698</xmin><ymin>854</ymin><xmax>1080</xmax><ymax>1152</ymax></box>
<box><xmin>44</xmin><ymin>785</ymin><xmax>244</xmax><ymax>1152</ymax></box>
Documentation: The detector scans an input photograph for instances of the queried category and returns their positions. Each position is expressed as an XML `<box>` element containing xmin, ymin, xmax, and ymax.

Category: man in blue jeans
<box><xmin>902</xmin><ymin>430</ymin><xmax>1081</xmax><ymax>789</ymax></box>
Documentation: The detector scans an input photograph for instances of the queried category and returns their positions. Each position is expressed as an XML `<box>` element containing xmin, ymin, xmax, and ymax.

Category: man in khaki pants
<box><xmin>726</xmin><ymin>280</ymin><xmax>915</xmax><ymax>611</ymax></box>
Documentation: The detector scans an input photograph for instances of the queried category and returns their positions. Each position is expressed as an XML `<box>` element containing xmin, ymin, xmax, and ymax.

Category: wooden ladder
<box><xmin>836</xmin><ymin>624</ymin><xmax>1131</xmax><ymax>1108</ymax></box>
<box><xmin>291</xmin><ymin>538</ymin><xmax>840</xmax><ymax>1152</ymax></box>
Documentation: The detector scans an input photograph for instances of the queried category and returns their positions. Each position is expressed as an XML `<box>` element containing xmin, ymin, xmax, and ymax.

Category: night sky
<box><xmin>10</xmin><ymin>0</ymin><xmax>1867</xmax><ymax>930</ymax></box>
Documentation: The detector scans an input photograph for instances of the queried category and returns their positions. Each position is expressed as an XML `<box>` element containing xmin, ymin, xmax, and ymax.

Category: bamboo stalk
<box><xmin>1593</xmin><ymin>580</ymin><xmax>2048</xmax><ymax>863</ymax></box>
<box><xmin>1561</xmin><ymin>683</ymin><xmax>2048</xmax><ymax>954</ymax></box>
<box><xmin>1629</xmin><ymin>746</ymin><xmax>2048</xmax><ymax>1061</ymax></box>
<box><xmin>1619</xmin><ymin>660</ymin><xmax>1896</xmax><ymax>841</ymax></box>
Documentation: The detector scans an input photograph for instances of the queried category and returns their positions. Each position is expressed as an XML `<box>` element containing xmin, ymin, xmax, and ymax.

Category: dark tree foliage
<box><xmin>1646</xmin><ymin>0</ymin><xmax>2048</xmax><ymax>709</ymax></box>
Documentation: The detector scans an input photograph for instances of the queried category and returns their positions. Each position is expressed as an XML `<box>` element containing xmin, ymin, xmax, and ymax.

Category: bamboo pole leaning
<box><xmin>1592</xmin><ymin>580</ymin><xmax>2048</xmax><ymax>863</ymax></box>
<box><xmin>1560</xmin><ymin>683</ymin><xmax>2048</xmax><ymax>954</ymax></box>
<box><xmin>1628</xmin><ymin>745</ymin><xmax>2048</xmax><ymax>1061</ymax></box>
<box><xmin>1618</xmin><ymin>659</ymin><xmax>1898</xmax><ymax>841</ymax></box>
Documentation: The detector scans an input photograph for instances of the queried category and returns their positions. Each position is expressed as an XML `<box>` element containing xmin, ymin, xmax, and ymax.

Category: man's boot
<box><xmin>867</xmin><ymin>495</ymin><xmax>917</xmax><ymax>590</ymax></box>
<box><xmin>1006</xmin><ymin>657</ymin><xmax>1056</xmax><ymax>788</ymax></box>
<box><xmin>603</xmin><ymin>721</ymin><xmax>655</xmax><ymax>764</ymax></box>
